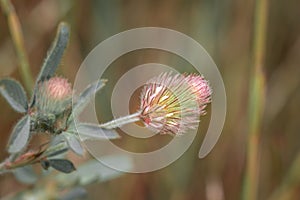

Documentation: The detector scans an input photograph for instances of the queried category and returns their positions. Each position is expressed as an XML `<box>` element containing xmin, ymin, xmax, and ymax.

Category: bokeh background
<box><xmin>0</xmin><ymin>0</ymin><xmax>300</xmax><ymax>199</ymax></box>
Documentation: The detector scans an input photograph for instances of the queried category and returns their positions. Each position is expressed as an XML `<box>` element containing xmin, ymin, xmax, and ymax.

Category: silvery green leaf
<box><xmin>0</xmin><ymin>78</ymin><xmax>28</xmax><ymax>113</ymax></box>
<box><xmin>13</xmin><ymin>166</ymin><xmax>38</xmax><ymax>184</ymax></box>
<box><xmin>72</xmin><ymin>123</ymin><xmax>120</xmax><ymax>140</ymax></box>
<box><xmin>43</xmin><ymin>142</ymin><xmax>68</xmax><ymax>158</ymax></box>
<box><xmin>56</xmin><ymin>155</ymin><xmax>132</xmax><ymax>187</ymax></box>
<box><xmin>8</xmin><ymin>115</ymin><xmax>31</xmax><ymax>153</ymax></box>
<box><xmin>62</xmin><ymin>132</ymin><xmax>84</xmax><ymax>156</ymax></box>
<box><xmin>71</xmin><ymin>80</ymin><xmax>106</xmax><ymax>118</ymax></box>
<box><xmin>36</xmin><ymin>22</ymin><xmax>70</xmax><ymax>83</ymax></box>
<box><xmin>50</xmin><ymin>135</ymin><xmax>65</xmax><ymax>146</ymax></box>
<box><xmin>48</xmin><ymin>159</ymin><xmax>76</xmax><ymax>174</ymax></box>
<box><xmin>94</xmin><ymin>154</ymin><xmax>133</xmax><ymax>182</ymax></box>
<box><xmin>31</xmin><ymin>22</ymin><xmax>70</xmax><ymax>106</ymax></box>
<box><xmin>79</xmin><ymin>155</ymin><xmax>132</xmax><ymax>184</ymax></box>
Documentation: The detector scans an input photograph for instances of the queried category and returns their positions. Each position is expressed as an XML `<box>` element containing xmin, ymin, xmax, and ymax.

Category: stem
<box><xmin>99</xmin><ymin>112</ymin><xmax>141</xmax><ymax>129</ymax></box>
<box><xmin>0</xmin><ymin>142</ymin><xmax>68</xmax><ymax>174</ymax></box>
<box><xmin>242</xmin><ymin>0</ymin><xmax>268</xmax><ymax>199</ymax></box>
<box><xmin>0</xmin><ymin>0</ymin><xmax>34</xmax><ymax>92</ymax></box>
<box><xmin>268</xmin><ymin>152</ymin><xmax>300</xmax><ymax>200</ymax></box>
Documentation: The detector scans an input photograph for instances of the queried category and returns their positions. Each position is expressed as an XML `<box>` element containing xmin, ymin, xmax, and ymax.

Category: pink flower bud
<box><xmin>45</xmin><ymin>77</ymin><xmax>72</xmax><ymax>100</ymax></box>
<box><xmin>36</xmin><ymin>77</ymin><xmax>72</xmax><ymax>114</ymax></box>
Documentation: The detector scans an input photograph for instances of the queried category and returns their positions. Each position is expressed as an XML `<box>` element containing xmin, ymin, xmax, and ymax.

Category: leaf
<box><xmin>13</xmin><ymin>166</ymin><xmax>38</xmax><ymax>184</ymax></box>
<box><xmin>50</xmin><ymin>135</ymin><xmax>65</xmax><ymax>146</ymax></box>
<box><xmin>7</xmin><ymin>115</ymin><xmax>31</xmax><ymax>153</ymax></box>
<box><xmin>62</xmin><ymin>132</ymin><xmax>84</xmax><ymax>156</ymax></box>
<box><xmin>0</xmin><ymin>78</ymin><xmax>28</xmax><ymax>113</ymax></box>
<box><xmin>56</xmin><ymin>155</ymin><xmax>133</xmax><ymax>187</ymax></box>
<box><xmin>45</xmin><ymin>147</ymin><xmax>69</xmax><ymax>158</ymax></box>
<box><xmin>91</xmin><ymin>154</ymin><xmax>133</xmax><ymax>182</ymax></box>
<box><xmin>41</xmin><ymin>160</ymin><xmax>50</xmax><ymax>170</ymax></box>
<box><xmin>43</xmin><ymin>142</ymin><xmax>69</xmax><ymax>158</ymax></box>
<box><xmin>71</xmin><ymin>123</ymin><xmax>120</xmax><ymax>140</ymax></box>
<box><xmin>48</xmin><ymin>159</ymin><xmax>76</xmax><ymax>173</ymax></box>
<box><xmin>71</xmin><ymin>80</ymin><xmax>106</xmax><ymax>118</ymax></box>
<box><xmin>31</xmin><ymin>22</ymin><xmax>70</xmax><ymax>106</ymax></box>
<box><xmin>36</xmin><ymin>22</ymin><xmax>70</xmax><ymax>83</ymax></box>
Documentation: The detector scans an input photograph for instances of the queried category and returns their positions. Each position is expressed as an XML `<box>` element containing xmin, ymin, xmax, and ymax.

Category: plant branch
<box><xmin>0</xmin><ymin>141</ymin><xmax>68</xmax><ymax>174</ymax></box>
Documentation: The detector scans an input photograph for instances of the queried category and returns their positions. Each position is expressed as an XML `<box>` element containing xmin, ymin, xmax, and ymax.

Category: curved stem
<box><xmin>0</xmin><ymin>0</ymin><xmax>34</xmax><ymax>93</ymax></box>
<box><xmin>0</xmin><ymin>142</ymin><xmax>68</xmax><ymax>174</ymax></box>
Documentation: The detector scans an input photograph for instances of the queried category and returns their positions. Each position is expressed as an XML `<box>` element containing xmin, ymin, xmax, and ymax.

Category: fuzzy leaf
<box><xmin>42</xmin><ymin>142</ymin><xmax>68</xmax><ymax>158</ymax></box>
<box><xmin>62</xmin><ymin>132</ymin><xmax>84</xmax><ymax>156</ymax></box>
<box><xmin>71</xmin><ymin>80</ymin><xmax>106</xmax><ymax>118</ymax></box>
<box><xmin>0</xmin><ymin>78</ymin><xmax>28</xmax><ymax>113</ymax></box>
<box><xmin>36</xmin><ymin>22</ymin><xmax>70</xmax><ymax>83</ymax></box>
<box><xmin>48</xmin><ymin>159</ymin><xmax>76</xmax><ymax>174</ymax></box>
<box><xmin>8</xmin><ymin>115</ymin><xmax>31</xmax><ymax>153</ymax></box>
<box><xmin>31</xmin><ymin>22</ymin><xmax>70</xmax><ymax>106</ymax></box>
<box><xmin>72</xmin><ymin>123</ymin><xmax>120</xmax><ymax>140</ymax></box>
<box><xmin>13</xmin><ymin>166</ymin><xmax>38</xmax><ymax>184</ymax></box>
<box><xmin>50</xmin><ymin>135</ymin><xmax>65</xmax><ymax>146</ymax></box>
<box><xmin>56</xmin><ymin>155</ymin><xmax>133</xmax><ymax>187</ymax></box>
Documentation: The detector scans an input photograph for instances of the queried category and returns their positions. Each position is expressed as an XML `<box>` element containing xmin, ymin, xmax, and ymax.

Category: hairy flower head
<box><xmin>184</xmin><ymin>74</ymin><xmax>212</xmax><ymax>115</ymax></box>
<box><xmin>45</xmin><ymin>77</ymin><xmax>72</xmax><ymax>100</ymax></box>
<box><xmin>36</xmin><ymin>76</ymin><xmax>72</xmax><ymax>115</ymax></box>
<box><xmin>139</xmin><ymin>72</ymin><xmax>212</xmax><ymax>135</ymax></box>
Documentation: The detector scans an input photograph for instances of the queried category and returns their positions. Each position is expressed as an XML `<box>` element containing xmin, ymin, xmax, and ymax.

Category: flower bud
<box><xmin>36</xmin><ymin>77</ymin><xmax>72</xmax><ymax>115</ymax></box>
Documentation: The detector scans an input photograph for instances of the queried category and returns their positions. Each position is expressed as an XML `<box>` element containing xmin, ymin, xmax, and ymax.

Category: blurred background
<box><xmin>0</xmin><ymin>0</ymin><xmax>300</xmax><ymax>199</ymax></box>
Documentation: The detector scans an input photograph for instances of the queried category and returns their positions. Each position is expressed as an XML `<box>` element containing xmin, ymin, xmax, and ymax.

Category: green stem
<box><xmin>99</xmin><ymin>112</ymin><xmax>141</xmax><ymax>129</ymax></box>
<box><xmin>0</xmin><ymin>0</ymin><xmax>34</xmax><ymax>93</ymax></box>
<box><xmin>268</xmin><ymin>152</ymin><xmax>300</xmax><ymax>200</ymax></box>
<box><xmin>242</xmin><ymin>0</ymin><xmax>268</xmax><ymax>199</ymax></box>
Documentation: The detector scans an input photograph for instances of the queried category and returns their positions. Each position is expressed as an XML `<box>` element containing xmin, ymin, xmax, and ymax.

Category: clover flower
<box><xmin>139</xmin><ymin>72</ymin><xmax>212</xmax><ymax>135</ymax></box>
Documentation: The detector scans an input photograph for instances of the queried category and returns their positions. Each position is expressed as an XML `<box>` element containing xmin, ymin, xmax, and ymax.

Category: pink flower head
<box><xmin>36</xmin><ymin>76</ymin><xmax>72</xmax><ymax>114</ymax></box>
<box><xmin>45</xmin><ymin>77</ymin><xmax>72</xmax><ymax>100</ymax></box>
<box><xmin>139</xmin><ymin>72</ymin><xmax>212</xmax><ymax>135</ymax></box>
<box><xmin>184</xmin><ymin>74</ymin><xmax>212</xmax><ymax>115</ymax></box>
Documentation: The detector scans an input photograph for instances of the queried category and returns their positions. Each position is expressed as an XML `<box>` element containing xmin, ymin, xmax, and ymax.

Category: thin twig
<box><xmin>242</xmin><ymin>0</ymin><xmax>268</xmax><ymax>199</ymax></box>
<box><xmin>0</xmin><ymin>141</ymin><xmax>68</xmax><ymax>174</ymax></box>
<box><xmin>0</xmin><ymin>0</ymin><xmax>33</xmax><ymax>92</ymax></box>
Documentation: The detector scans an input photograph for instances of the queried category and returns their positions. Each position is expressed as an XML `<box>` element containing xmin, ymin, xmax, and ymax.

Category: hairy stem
<box><xmin>99</xmin><ymin>112</ymin><xmax>141</xmax><ymax>129</ymax></box>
